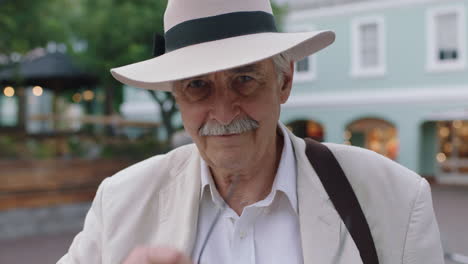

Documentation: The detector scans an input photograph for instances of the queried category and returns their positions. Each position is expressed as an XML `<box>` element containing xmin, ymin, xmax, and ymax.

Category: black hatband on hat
<box><xmin>163</xmin><ymin>11</ymin><xmax>278</xmax><ymax>53</ymax></box>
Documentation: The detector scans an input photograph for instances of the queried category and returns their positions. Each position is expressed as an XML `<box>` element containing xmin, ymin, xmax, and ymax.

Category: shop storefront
<box><xmin>345</xmin><ymin>118</ymin><xmax>399</xmax><ymax>160</ymax></box>
<box><xmin>286</xmin><ymin>119</ymin><xmax>325</xmax><ymax>142</ymax></box>
<box><xmin>436</xmin><ymin>120</ymin><xmax>468</xmax><ymax>183</ymax></box>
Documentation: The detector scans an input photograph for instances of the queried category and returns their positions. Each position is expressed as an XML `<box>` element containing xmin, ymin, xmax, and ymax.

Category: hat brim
<box><xmin>110</xmin><ymin>30</ymin><xmax>335</xmax><ymax>91</ymax></box>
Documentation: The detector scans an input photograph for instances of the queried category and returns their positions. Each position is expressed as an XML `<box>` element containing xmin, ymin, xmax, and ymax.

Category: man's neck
<box><xmin>209</xmin><ymin>132</ymin><xmax>284</xmax><ymax>216</ymax></box>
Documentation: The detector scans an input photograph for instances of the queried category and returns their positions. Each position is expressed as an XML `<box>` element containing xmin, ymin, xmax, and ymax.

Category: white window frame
<box><xmin>286</xmin><ymin>24</ymin><xmax>317</xmax><ymax>82</ymax></box>
<box><xmin>350</xmin><ymin>15</ymin><xmax>386</xmax><ymax>78</ymax></box>
<box><xmin>426</xmin><ymin>5</ymin><xmax>467</xmax><ymax>73</ymax></box>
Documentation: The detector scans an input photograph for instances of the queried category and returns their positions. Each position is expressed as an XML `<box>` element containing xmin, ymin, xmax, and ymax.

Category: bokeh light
<box><xmin>3</xmin><ymin>86</ymin><xmax>15</xmax><ymax>97</ymax></box>
<box><xmin>436</xmin><ymin>152</ymin><xmax>447</xmax><ymax>163</ymax></box>
<box><xmin>32</xmin><ymin>86</ymin><xmax>43</xmax><ymax>96</ymax></box>
<box><xmin>83</xmin><ymin>90</ymin><xmax>94</xmax><ymax>101</ymax></box>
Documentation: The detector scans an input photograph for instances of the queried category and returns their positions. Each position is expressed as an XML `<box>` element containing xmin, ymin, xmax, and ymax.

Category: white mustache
<box><xmin>199</xmin><ymin>118</ymin><xmax>259</xmax><ymax>136</ymax></box>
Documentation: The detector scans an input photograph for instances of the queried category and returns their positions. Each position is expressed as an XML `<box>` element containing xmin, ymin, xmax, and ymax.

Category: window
<box><xmin>296</xmin><ymin>57</ymin><xmax>310</xmax><ymax>73</ymax></box>
<box><xmin>351</xmin><ymin>16</ymin><xmax>386</xmax><ymax>77</ymax></box>
<box><xmin>426</xmin><ymin>5</ymin><xmax>466</xmax><ymax>72</ymax></box>
<box><xmin>437</xmin><ymin>120</ymin><xmax>468</xmax><ymax>179</ymax></box>
<box><xmin>286</xmin><ymin>24</ymin><xmax>317</xmax><ymax>82</ymax></box>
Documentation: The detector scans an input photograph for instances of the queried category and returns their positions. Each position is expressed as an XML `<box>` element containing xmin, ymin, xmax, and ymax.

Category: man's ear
<box><xmin>279</xmin><ymin>61</ymin><xmax>294</xmax><ymax>104</ymax></box>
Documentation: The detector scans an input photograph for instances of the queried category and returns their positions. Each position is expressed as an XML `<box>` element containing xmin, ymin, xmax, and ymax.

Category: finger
<box><xmin>123</xmin><ymin>247</ymin><xmax>151</xmax><ymax>264</ymax></box>
<box><xmin>146</xmin><ymin>247</ymin><xmax>192</xmax><ymax>264</ymax></box>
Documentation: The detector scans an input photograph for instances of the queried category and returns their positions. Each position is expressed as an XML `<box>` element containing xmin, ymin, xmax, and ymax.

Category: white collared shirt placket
<box><xmin>193</xmin><ymin>123</ymin><xmax>303</xmax><ymax>264</ymax></box>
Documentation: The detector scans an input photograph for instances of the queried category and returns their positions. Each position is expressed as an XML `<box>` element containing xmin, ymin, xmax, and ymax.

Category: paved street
<box><xmin>0</xmin><ymin>184</ymin><xmax>467</xmax><ymax>264</ymax></box>
<box><xmin>0</xmin><ymin>231</ymin><xmax>75</xmax><ymax>264</ymax></box>
<box><xmin>432</xmin><ymin>184</ymin><xmax>468</xmax><ymax>264</ymax></box>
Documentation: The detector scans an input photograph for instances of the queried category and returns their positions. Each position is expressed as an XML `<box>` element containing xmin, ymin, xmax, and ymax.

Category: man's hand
<box><xmin>123</xmin><ymin>247</ymin><xmax>192</xmax><ymax>264</ymax></box>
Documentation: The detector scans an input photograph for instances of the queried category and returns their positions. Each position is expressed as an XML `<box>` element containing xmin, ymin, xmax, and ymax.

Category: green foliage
<box><xmin>26</xmin><ymin>139</ymin><xmax>57</xmax><ymax>159</ymax></box>
<box><xmin>272</xmin><ymin>1</ymin><xmax>289</xmax><ymax>31</ymax></box>
<box><xmin>0</xmin><ymin>134</ymin><xmax>166</xmax><ymax>160</ymax></box>
<box><xmin>0</xmin><ymin>0</ymin><xmax>75</xmax><ymax>55</ymax></box>
<box><xmin>0</xmin><ymin>135</ymin><xmax>18</xmax><ymax>158</ymax></box>
<box><xmin>0</xmin><ymin>135</ymin><xmax>56</xmax><ymax>159</ymax></box>
<box><xmin>70</xmin><ymin>0</ymin><xmax>168</xmax><ymax>109</ymax></box>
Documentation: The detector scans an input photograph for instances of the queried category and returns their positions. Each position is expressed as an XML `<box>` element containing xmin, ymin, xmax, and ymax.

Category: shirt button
<box><xmin>264</xmin><ymin>208</ymin><xmax>271</xmax><ymax>214</ymax></box>
<box><xmin>239</xmin><ymin>231</ymin><xmax>246</xmax><ymax>239</ymax></box>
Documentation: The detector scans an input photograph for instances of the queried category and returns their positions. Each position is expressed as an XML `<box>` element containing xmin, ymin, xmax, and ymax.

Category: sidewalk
<box><xmin>432</xmin><ymin>184</ymin><xmax>468</xmax><ymax>264</ymax></box>
<box><xmin>0</xmin><ymin>231</ymin><xmax>76</xmax><ymax>264</ymax></box>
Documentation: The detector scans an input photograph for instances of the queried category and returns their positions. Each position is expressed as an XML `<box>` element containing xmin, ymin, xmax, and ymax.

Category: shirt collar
<box><xmin>200</xmin><ymin>157</ymin><xmax>225</xmax><ymax>208</ymax></box>
<box><xmin>199</xmin><ymin>122</ymin><xmax>298</xmax><ymax>212</ymax></box>
<box><xmin>274</xmin><ymin>122</ymin><xmax>298</xmax><ymax>212</ymax></box>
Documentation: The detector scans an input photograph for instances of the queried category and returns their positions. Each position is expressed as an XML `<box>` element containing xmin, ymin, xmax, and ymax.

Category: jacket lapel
<box><xmin>154</xmin><ymin>146</ymin><xmax>201</xmax><ymax>255</ymax></box>
<box><xmin>290</xmin><ymin>132</ymin><xmax>361</xmax><ymax>264</ymax></box>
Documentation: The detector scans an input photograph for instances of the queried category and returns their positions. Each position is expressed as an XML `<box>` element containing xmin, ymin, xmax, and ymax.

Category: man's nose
<box><xmin>209</xmin><ymin>85</ymin><xmax>240</xmax><ymax>125</ymax></box>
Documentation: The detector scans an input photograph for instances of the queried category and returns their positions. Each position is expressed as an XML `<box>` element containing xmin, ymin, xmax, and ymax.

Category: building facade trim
<box><xmin>287</xmin><ymin>0</ymin><xmax>457</xmax><ymax>21</ymax></box>
<box><xmin>284</xmin><ymin>85</ymin><xmax>468</xmax><ymax>108</ymax></box>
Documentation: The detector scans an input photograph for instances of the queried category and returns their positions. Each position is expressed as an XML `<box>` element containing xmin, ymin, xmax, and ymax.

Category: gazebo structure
<box><xmin>0</xmin><ymin>51</ymin><xmax>96</xmax><ymax>90</ymax></box>
<box><xmin>0</xmin><ymin>51</ymin><xmax>97</xmax><ymax>132</ymax></box>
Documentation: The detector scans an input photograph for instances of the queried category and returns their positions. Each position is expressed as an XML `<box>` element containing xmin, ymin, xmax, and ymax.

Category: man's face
<box><xmin>173</xmin><ymin>58</ymin><xmax>292</xmax><ymax>172</ymax></box>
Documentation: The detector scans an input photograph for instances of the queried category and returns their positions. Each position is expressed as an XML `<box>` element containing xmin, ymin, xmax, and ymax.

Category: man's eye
<box><xmin>183</xmin><ymin>80</ymin><xmax>210</xmax><ymax>102</ymax></box>
<box><xmin>233</xmin><ymin>75</ymin><xmax>257</xmax><ymax>96</ymax></box>
<box><xmin>188</xmin><ymin>80</ymin><xmax>208</xmax><ymax>88</ymax></box>
<box><xmin>237</xmin><ymin>75</ymin><xmax>253</xmax><ymax>83</ymax></box>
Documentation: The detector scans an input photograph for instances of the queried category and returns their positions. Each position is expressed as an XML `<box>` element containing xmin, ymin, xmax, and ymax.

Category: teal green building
<box><xmin>281</xmin><ymin>0</ymin><xmax>468</xmax><ymax>184</ymax></box>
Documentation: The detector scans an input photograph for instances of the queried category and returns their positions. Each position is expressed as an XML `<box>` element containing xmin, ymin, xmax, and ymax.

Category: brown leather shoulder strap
<box><xmin>304</xmin><ymin>138</ymin><xmax>379</xmax><ymax>264</ymax></box>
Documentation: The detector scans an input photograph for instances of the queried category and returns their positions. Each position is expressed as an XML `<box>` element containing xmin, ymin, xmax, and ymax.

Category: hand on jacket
<box><xmin>123</xmin><ymin>246</ymin><xmax>192</xmax><ymax>264</ymax></box>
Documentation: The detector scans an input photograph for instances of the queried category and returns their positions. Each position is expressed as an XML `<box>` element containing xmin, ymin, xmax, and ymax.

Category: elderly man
<box><xmin>58</xmin><ymin>0</ymin><xmax>444</xmax><ymax>263</ymax></box>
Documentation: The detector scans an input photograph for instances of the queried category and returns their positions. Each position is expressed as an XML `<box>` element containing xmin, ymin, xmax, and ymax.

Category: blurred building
<box><xmin>281</xmin><ymin>0</ymin><xmax>468</xmax><ymax>185</ymax></box>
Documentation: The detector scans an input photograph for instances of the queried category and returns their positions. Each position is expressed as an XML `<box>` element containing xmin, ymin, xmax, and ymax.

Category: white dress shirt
<box><xmin>192</xmin><ymin>124</ymin><xmax>304</xmax><ymax>264</ymax></box>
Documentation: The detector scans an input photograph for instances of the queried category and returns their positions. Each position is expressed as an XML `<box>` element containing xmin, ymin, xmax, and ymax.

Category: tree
<box><xmin>70</xmin><ymin>0</ymin><xmax>174</xmax><ymax>138</ymax></box>
<box><xmin>146</xmin><ymin>90</ymin><xmax>178</xmax><ymax>145</ymax></box>
<box><xmin>272</xmin><ymin>1</ymin><xmax>289</xmax><ymax>31</ymax></box>
<box><xmin>0</xmin><ymin>0</ymin><xmax>75</xmax><ymax>59</ymax></box>
<box><xmin>0</xmin><ymin>0</ymin><xmax>77</xmax><ymax>131</ymax></box>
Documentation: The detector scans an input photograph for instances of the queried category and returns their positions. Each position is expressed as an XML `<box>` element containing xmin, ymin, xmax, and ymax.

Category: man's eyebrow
<box><xmin>228</xmin><ymin>63</ymin><xmax>261</xmax><ymax>74</ymax></box>
<box><xmin>178</xmin><ymin>74</ymin><xmax>209</xmax><ymax>83</ymax></box>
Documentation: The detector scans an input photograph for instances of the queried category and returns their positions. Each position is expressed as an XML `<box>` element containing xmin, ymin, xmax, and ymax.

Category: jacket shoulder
<box><xmin>324</xmin><ymin>143</ymin><xmax>422</xmax><ymax>189</ymax></box>
<box><xmin>105</xmin><ymin>143</ymin><xmax>198</xmax><ymax>190</ymax></box>
<box><xmin>96</xmin><ymin>143</ymin><xmax>199</xmax><ymax>226</ymax></box>
<box><xmin>62</xmin><ymin>144</ymin><xmax>200</xmax><ymax>263</ymax></box>
<box><xmin>323</xmin><ymin>143</ymin><xmax>433</xmax><ymax>261</ymax></box>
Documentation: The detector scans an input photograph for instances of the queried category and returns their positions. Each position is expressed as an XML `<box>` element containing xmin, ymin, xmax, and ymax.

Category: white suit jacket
<box><xmin>58</xmin><ymin>130</ymin><xmax>444</xmax><ymax>264</ymax></box>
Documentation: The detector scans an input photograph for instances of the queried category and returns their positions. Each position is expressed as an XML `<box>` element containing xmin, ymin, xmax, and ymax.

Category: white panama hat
<box><xmin>110</xmin><ymin>0</ymin><xmax>335</xmax><ymax>91</ymax></box>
